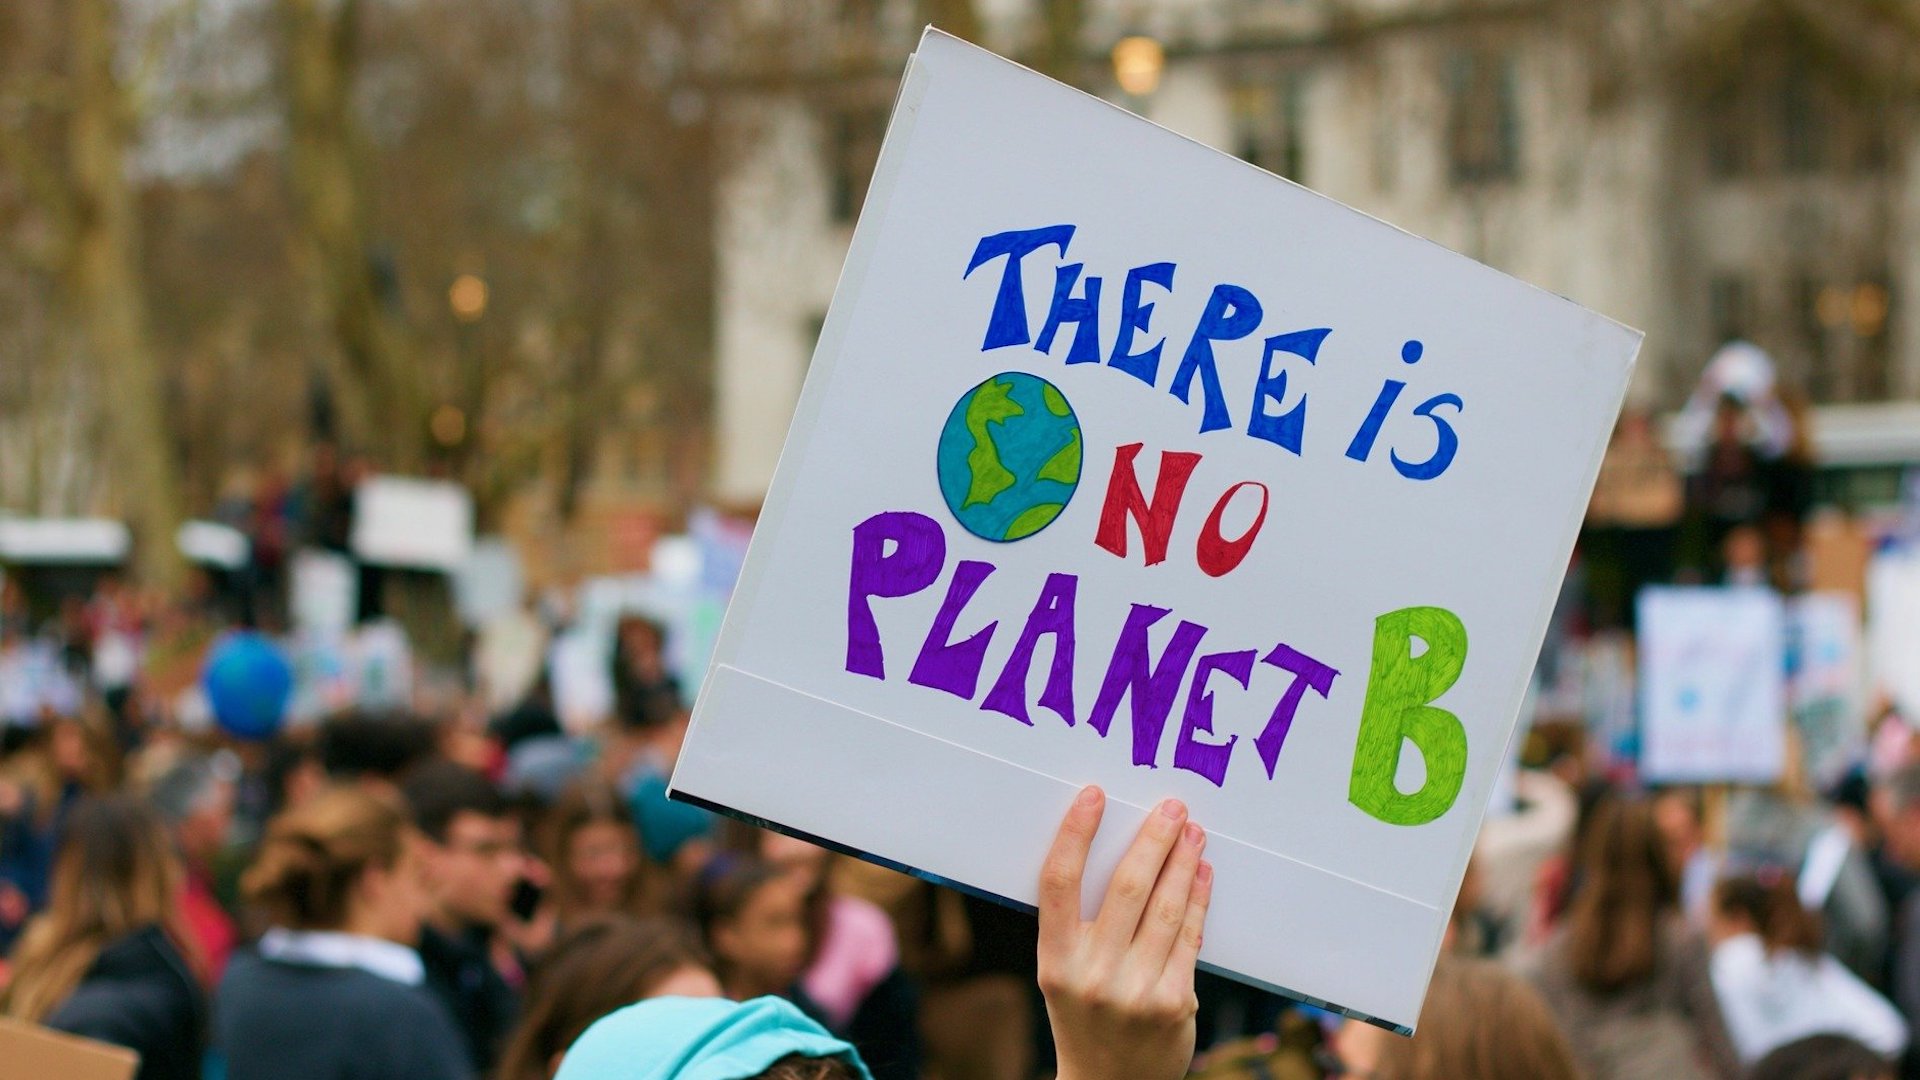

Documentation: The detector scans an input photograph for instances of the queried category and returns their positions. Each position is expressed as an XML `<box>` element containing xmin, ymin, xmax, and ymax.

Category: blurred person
<box><xmin>1764</xmin><ymin>389</ymin><xmax>1818</xmax><ymax>591</ymax></box>
<box><xmin>1707</xmin><ymin>871</ymin><xmax>1905</xmax><ymax>1064</ymax></box>
<box><xmin>1529</xmin><ymin>795</ymin><xmax>1740</xmax><ymax>1079</ymax></box>
<box><xmin>1724</xmin><ymin>524</ymin><xmax>1771</xmax><ymax>587</ymax></box>
<box><xmin>611</xmin><ymin>689</ymin><xmax>718</xmax><ymax>876</ymax></box>
<box><xmin>1658</xmin><ymin>785</ymin><xmax>1724</xmax><ymax>923</ymax></box>
<box><xmin>1871</xmin><ymin>762</ymin><xmax>1920</xmax><ymax>1079</ymax></box>
<box><xmin>555</xmin><ymin>784</ymin><xmax>1213</xmax><ymax>1080</ymax></box>
<box><xmin>760</xmin><ymin>832</ymin><xmax>919</xmax><ymax>1080</ymax></box>
<box><xmin>149</xmin><ymin>752</ymin><xmax>241</xmax><ymax>982</ymax></box>
<box><xmin>405</xmin><ymin>760</ymin><xmax>529</xmax><ymax>1074</ymax></box>
<box><xmin>611</xmin><ymin>615</ymin><xmax>680</xmax><ymax>712</ymax></box>
<box><xmin>0</xmin><ymin>714</ymin><xmax>122</xmax><ymax>951</ymax></box>
<box><xmin>262</xmin><ymin>729</ymin><xmax>328</xmax><ymax>819</ymax></box>
<box><xmin>216</xmin><ymin>787</ymin><xmax>468</xmax><ymax>1080</ymax></box>
<box><xmin>696</xmin><ymin>854</ymin><xmax>812</xmax><ymax>1003</ymax></box>
<box><xmin>1749</xmin><ymin>1034</ymin><xmax>1898</xmax><ymax>1080</ymax></box>
<box><xmin>494</xmin><ymin>916</ymin><xmax>720</xmax><ymax>1080</ymax></box>
<box><xmin>1</xmin><ymin>795</ymin><xmax>206</xmax><ymax>1080</ymax></box>
<box><xmin>1584</xmin><ymin>408</ymin><xmax>1684</xmax><ymax>630</ymax></box>
<box><xmin>538</xmin><ymin>780</ymin><xmax>657</xmax><ymax>928</ymax></box>
<box><xmin>316</xmin><ymin>708</ymin><xmax>438</xmax><ymax>792</ymax></box>
<box><xmin>1685</xmin><ymin>393</ymin><xmax>1773</xmax><ymax>579</ymax></box>
<box><xmin>1328</xmin><ymin>956</ymin><xmax>1578</xmax><ymax>1080</ymax></box>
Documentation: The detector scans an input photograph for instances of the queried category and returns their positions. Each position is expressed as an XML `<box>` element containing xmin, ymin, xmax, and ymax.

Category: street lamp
<box><xmin>1112</xmin><ymin>35</ymin><xmax>1165</xmax><ymax>97</ymax></box>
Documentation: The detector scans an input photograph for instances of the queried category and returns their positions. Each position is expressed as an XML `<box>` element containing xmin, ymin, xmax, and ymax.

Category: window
<box><xmin>1708</xmin><ymin>275</ymin><xmax>1750</xmax><ymax>347</ymax></box>
<box><xmin>1230</xmin><ymin>72</ymin><xmax>1310</xmax><ymax>182</ymax></box>
<box><xmin>1446</xmin><ymin>49</ymin><xmax>1520</xmax><ymax>186</ymax></box>
<box><xmin>1779</xmin><ymin>60</ymin><xmax>1825</xmax><ymax>174</ymax></box>
<box><xmin>827</xmin><ymin>105</ymin><xmax>888</xmax><ymax>224</ymax></box>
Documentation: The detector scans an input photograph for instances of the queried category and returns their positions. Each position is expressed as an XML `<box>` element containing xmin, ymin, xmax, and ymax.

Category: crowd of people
<box><xmin>0</xmin><ymin>363</ymin><xmax>1913</xmax><ymax>1080</ymax></box>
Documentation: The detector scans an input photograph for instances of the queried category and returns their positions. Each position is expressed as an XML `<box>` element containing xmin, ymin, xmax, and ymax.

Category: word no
<box><xmin>846</xmin><ymin>510</ymin><xmax>1471</xmax><ymax>825</ymax></box>
<box><xmin>964</xmin><ymin>225</ymin><xmax>1464</xmax><ymax>480</ymax></box>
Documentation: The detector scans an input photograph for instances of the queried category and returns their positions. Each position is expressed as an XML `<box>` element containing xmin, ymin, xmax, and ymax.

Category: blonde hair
<box><xmin>1375</xmin><ymin>958</ymin><xmax>1579</xmax><ymax>1080</ymax></box>
<box><xmin>242</xmin><ymin>786</ymin><xmax>409</xmax><ymax>930</ymax></box>
<box><xmin>2</xmin><ymin>795</ymin><xmax>187</xmax><ymax>1022</ymax></box>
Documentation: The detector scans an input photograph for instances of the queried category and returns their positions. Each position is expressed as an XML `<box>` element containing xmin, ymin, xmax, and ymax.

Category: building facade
<box><xmin>710</xmin><ymin>0</ymin><xmax>1920</xmax><ymax>503</ymax></box>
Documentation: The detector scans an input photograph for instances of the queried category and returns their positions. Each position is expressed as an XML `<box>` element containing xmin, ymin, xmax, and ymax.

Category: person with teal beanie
<box><xmin>555</xmin><ymin>996</ymin><xmax>868</xmax><ymax>1080</ymax></box>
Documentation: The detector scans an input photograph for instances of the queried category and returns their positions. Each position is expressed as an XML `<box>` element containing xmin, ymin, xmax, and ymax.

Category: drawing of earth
<box><xmin>936</xmin><ymin>371</ymin><xmax>1082</xmax><ymax>542</ymax></box>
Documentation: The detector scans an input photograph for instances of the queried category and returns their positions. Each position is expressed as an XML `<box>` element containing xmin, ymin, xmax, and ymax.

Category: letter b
<box><xmin>1347</xmin><ymin>607</ymin><xmax>1468</xmax><ymax>827</ymax></box>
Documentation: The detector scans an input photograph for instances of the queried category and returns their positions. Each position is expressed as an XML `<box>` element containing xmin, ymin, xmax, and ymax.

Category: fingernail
<box><xmin>1184</xmin><ymin>822</ymin><xmax>1204</xmax><ymax>846</ymax></box>
<box><xmin>1160</xmin><ymin>799</ymin><xmax>1186</xmax><ymax>820</ymax></box>
<box><xmin>1076</xmin><ymin>786</ymin><xmax>1102</xmax><ymax>807</ymax></box>
<box><xmin>1197</xmin><ymin>860</ymin><xmax>1214</xmax><ymax>884</ymax></box>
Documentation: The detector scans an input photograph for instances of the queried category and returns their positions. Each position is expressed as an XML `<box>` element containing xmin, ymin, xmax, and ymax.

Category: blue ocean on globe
<box><xmin>936</xmin><ymin>371</ymin><xmax>1082</xmax><ymax>542</ymax></box>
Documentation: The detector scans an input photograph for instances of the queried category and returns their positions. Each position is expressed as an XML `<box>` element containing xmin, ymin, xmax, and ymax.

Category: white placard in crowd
<box><xmin>1638</xmin><ymin>586</ymin><xmax>1787</xmax><ymax>784</ymax></box>
<box><xmin>670</xmin><ymin>31</ymin><xmax>1638</xmax><ymax>1031</ymax></box>
<box><xmin>453</xmin><ymin>537</ymin><xmax>525</xmax><ymax>628</ymax></box>
<box><xmin>1869</xmin><ymin>548</ymin><xmax>1920</xmax><ymax>726</ymax></box>
<box><xmin>290</xmin><ymin>549</ymin><xmax>358</xmax><ymax>639</ymax></box>
<box><xmin>1788</xmin><ymin>591</ymin><xmax>1865</xmax><ymax>788</ymax></box>
<box><xmin>350</xmin><ymin>476</ymin><xmax>474</xmax><ymax>571</ymax></box>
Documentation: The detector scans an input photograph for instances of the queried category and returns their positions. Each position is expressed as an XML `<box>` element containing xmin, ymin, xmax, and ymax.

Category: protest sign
<box><xmin>0</xmin><ymin>1017</ymin><xmax>137</xmax><ymax>1080</ymax></box>
<box><xmin>1638</xmin><ymin>587</ymin><xmax>1787</xmax><ymax>784</ymax></box>
<box><xmin>1787</xmin><ymin>592</ymin><xmax>1865</xmax><ymax>788</ymax></box>
<box><xmin>669</xmin><ymin>30</ymin><xmax>1638</xmax><ymax>1031</ymax></box>
<box><xmin>350</xmin><ymin>476</ymin><xmax>474</xmax><ymax>571</ymax></box>
<box><xmin>1868</xmin><ymin>548</ymin><xmax>1920</xmax><ymax>725</ymax></box>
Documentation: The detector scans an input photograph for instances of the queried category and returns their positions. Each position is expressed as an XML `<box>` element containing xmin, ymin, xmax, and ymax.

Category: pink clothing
<box><xmin>180</xmin><ymin>872</ymin><xmax>235</xmax><ymax>984</ymax></box>
<box><xmin>801</xmin><ymin>895</ymin><xmax>898</xmax><ymax>1029</ymax></box>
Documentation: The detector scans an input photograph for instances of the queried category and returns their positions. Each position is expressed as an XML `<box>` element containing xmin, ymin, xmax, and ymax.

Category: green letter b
<box><xmin>1348</xmin><ymin>606</ymin><xmax>1468</xmax><ymax>826</ymax></box>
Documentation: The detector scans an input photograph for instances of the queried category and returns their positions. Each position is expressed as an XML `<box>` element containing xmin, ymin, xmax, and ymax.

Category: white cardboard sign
<box><xmin>670</xmin><ymin>31</ymin><xmax>1638</xmax><ymax>1032</ymax></box>
<box><xmin>350</xmin><ymin>476</ymin><xmax>474</xmax><ymax>571</ymax></box>
<box><xmin>1638</xmin><ymin>586</ymin><xmax>1787</xmax><ymax>784</ymax></box>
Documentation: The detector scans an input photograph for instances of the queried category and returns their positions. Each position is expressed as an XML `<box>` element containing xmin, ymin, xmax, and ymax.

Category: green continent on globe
<box><xmin>935</xmin><ymin>372</ymin><xmax>1083</xmax><ymax>543</ymax></box>
<box><xmin>963</xmin><ymin>376</ymin><xmax>1025</xmax><ymax>509</ymax></box>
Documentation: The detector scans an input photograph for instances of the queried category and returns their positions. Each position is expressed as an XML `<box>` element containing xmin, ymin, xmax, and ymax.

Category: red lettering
<box><xmin>1195</xmin><ymin>481</ymin><xmax>1269</xmax><ymax>577</ymax></box>
<box><xmin>1094</xmin><ymin>442</ymin><xmax>1202</xmax><ymax>567</ymax></box>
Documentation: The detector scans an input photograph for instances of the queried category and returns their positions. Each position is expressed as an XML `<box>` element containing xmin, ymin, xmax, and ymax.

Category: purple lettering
<box><xmin>908</xmin><ymin>560</ymin><xmax>1000</xmax><ymax>699</ymax></box>
<box><xmin>1255</xmin><ymin>643</ymin><xmax>1340</xmax><ymax>778</ymax></box>
<box><xmin>846</xmin><ymin>511</ymin><xmax>946</xmax><ymax>680</ymax></box>
<box><xmin>981</xmin><ymin>572</ymin><xmax>1079</xmax><ymax>726</ymax></box>
<box><xmin>1089</xmin><ymin>604</ymin><xmax>1208</xmax><ymax>768</ymax></box>
<box><xmin>1173</xmin><ymin>650</ymin><xmax>1254</xmax><ymax>787</ymax></box>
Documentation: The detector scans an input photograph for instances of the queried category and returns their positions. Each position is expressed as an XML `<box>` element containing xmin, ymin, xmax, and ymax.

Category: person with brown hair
<box><xmin>561</xmin><ymin>785</ymin><xmax>1212</xmax><ymax>1080</ymax></box>
<box><xmin>1709</xmin><ymin>871</ymin><xmax>1907</xmax><ymax>1064</ymax></box>
<box><xmin>1529</xmin><ymin>794</ymin><xmax>1741</xmax><ymax>1079</ymax></box>
<box><xmin>539</xmin><ymin>780</ymin><xmax>659</xmax><ymax>927</ymax></box>
<box><xmin>1</xmin><ymin>795</ymin><xmax>205</xmax><ymax>1080</ymax></box>
<box><xmin>495</xmin><ymin>915</ymin><xmax>721</xmax><ymax>1080</ymax></box>
<box><xmin>1327</xmin><ymin>957</ymin><xmax>1578</xmax><ymax>1080</ymax></box>
<box><xmin>214</xmin><ymin>786</ymin><xmax>470</xmax><ymax>1080</ymax></box>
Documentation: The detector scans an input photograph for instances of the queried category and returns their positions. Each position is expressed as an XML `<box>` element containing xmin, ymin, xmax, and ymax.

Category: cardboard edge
<box><xmin>671</xmin><ymin>788</ymin><xmax>1413</xmax><ymax>1036</ymax></box>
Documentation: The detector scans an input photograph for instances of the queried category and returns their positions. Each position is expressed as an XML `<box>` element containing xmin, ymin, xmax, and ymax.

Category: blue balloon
<box><xmin>202</xmin><ymin>632</ymin><xmax>293</xmax><ymax>741</ymax></box>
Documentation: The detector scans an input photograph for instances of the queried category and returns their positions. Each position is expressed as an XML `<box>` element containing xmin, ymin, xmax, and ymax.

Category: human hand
<box><xmin>1037</xmin><ymin>786</ymin><xmax>1212</xmax><ymax>1080</ymax></box>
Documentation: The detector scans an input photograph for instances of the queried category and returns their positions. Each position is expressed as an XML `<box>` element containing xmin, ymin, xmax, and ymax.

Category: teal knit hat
<box><xmin>554</xmin><ymin>996</ymin><xmax>872</xmax><ymax>1080</ymax></box>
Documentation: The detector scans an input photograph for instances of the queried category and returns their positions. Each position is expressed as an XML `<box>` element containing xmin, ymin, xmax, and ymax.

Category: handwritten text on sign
<box><xmin>843</xmin><ymin>224</ymin><xmax>1473</xmax><ymax>827</ymax></box>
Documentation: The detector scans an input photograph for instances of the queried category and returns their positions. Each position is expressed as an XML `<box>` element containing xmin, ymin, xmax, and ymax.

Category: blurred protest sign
<box><xmin>350</xmin><ymin>476</ymin><xmax>474</xmax><ymax>570</ymax></box>
<box><xmin>176</xmin><ymin>520</ymin><xmax>249</xmax><ymax>570</ymax></box>
<box><xmin>1638</xmin><ymin>587</ymin><xmax>1787</xmax><ymax>784</ymax></box>
<box><xmin>671</xmin><ymin>31</ymin><xmax>1638</xmax><ymax>1031</ymax></box>
<box><xmin>453</xmin><ymin>537</ymin><xmax>525</xmax><ymax>628</ymax></box>
<box><xmin>290</xmin><ymin>549</ymin><xmax>358</xmax><ymax>638</ymax></box>
<box><xmin>0</xmin><ymin>1016</ymin><xmax>137</xmax><ymax>1080</ymax></box>
<box><xmin>1868</xmin><ymin>548</ymin><xmax>1920</xmax><ymax>725</ymax></box>
<box><xmin>1787</xmin><ymin>592</ymin><xmax>1865</xmax><ymax>788</ymax></box>
<box><xmin>0</xmin><ymin>517</ymin><xmax>129</xmax><ymax>563</ymax></box>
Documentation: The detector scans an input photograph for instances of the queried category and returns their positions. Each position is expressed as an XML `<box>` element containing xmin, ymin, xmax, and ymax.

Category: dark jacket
<box><xmin>419</xmin><ymin>923</ymin><xmax>520</xmax><ymax>1074</ymax></box>
<box><xmin>45</xmin><ymin>925</ymin><xmax>205</xmax><ymax>1080</ymax></box>
<box><xmin>215</xmin><ymin>950</ymin><xmax>471</xmax><ymax>1080</ymax></box>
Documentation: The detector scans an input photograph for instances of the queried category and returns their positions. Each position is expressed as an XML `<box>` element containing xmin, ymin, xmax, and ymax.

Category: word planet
<box><xmin>936</xmin><ymin>371</ymin><xmax>1083</xmax><ymax>542</ymax></box>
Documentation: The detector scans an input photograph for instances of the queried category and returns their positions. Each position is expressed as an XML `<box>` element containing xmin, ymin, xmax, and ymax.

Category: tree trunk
<box><xmin>66</xmin><ymin>0</ymin><xmax>186</xmax><ymax>589</ymax></box>
<box><xmin>282</xmin><ymin>0</ymin><xmax>426</xmax><ymax>473</ymax></box>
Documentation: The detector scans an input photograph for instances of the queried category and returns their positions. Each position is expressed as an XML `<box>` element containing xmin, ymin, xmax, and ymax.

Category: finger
<box><xmin>1164</xmin><ymin>858</ymin><xmax>1214</xmax><ymax>981</ymax></box>
<box><xmin>1093</xmin><ymin>798</ymin><xmax>1188</xmax><ymax>950</ymax></box>
<box><xmin>1038</xmin><ymin>785</ymin><xmax>1105</xmax><ymax>955</ymax></box>
<box><xmin>1131</xmin><ymin>819</ymin><xmax>1205</xmax><ymax>968</ymax></box>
